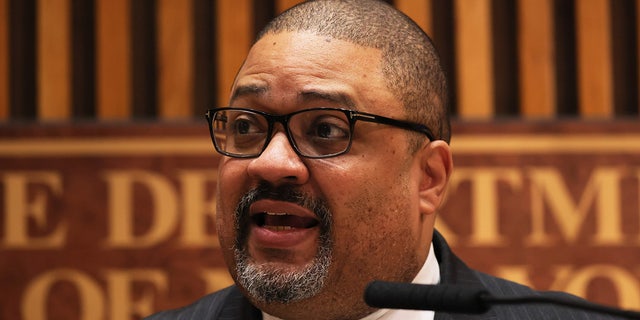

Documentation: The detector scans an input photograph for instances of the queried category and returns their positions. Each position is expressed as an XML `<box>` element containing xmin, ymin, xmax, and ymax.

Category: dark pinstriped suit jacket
<box><xmin>144</xmin><ymin>231</ymin><xmax>626</xmax><ymax>320</ymax></box>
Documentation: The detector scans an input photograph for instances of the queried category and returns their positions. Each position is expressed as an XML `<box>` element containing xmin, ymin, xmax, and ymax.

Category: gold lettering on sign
<box><xmin>527</xmin><ymin>167</ymin><xmax>624</xmax><ymax>245</ymax></box>
<box><xmin>448</xmin><ymin>168</ymin><xmax>523</xmax><ymax>246</ymax></box>
<box><xmin>495</xmin><ymin>264</ymin><xmax>640</xmax><ymax>309</ymax></box>
<box><xmin>561</xmin><ymin>265</ymin><xmax>640</xmax><ymax>308</ymax></box>
<box><xmin>105</xmin><ymin>269</ymin><xmax>168</xmax><ymax>320</ymax></box>
<box><xmin>1</xmin><ymin>171</ymin><xmax>67</xmax><ymax>248</ymax></box>
<box><xmin>103</xmin><ymin>170</ymin><xmax>178</xmax><ymax>247</ymax></box>
<box><xmin>22</xmin><ymin>269</ymin><xmax>105</xmax><ymax>320</ymax></box>
<box><xmin>178</xmin><ymin>170</ymin><xmax>219</xmax><ymax>246</ymax></box>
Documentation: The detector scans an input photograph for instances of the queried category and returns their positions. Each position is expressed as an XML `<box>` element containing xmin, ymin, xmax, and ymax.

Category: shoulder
<box><xmin>472</xmin><ymin>270</ymin><xmax>626</xmax><ymax>319</ymax></box>
<box><xmin>472</xmin><ymin>269</ymin><xmax>535</xmax><ymax>296</ymax></box>
<box><xmin>143</xmin><ymin>286</ymin><xmax>260</xmax><ymax>320</ymax></box>
<box><xmin>432</xmin><ymin>231</ymin><xmax>626</xmax><ymax>319</ymax></box>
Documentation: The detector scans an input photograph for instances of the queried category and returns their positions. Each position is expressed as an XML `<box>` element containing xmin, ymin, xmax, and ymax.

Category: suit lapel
<box><xmin>432</xmin><ymin>230</ymin><xmax>497</xmax><ymax>320</ymax></box>
<box><xmin>218</xmin><ymin>286</ymin><xmax>263</xmax><ymax>320</ymax></box>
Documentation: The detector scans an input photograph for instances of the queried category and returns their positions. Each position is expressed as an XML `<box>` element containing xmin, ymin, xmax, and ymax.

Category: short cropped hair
<box><xmin>257</xmin><ymin>0</ymin><xmax>451</xmax><ymax>146</ymax></box>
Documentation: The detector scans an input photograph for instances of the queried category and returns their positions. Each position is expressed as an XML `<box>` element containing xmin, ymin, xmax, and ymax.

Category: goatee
<box><xmin>233</xmin><ymin>183</ymin><xmax>333</xmax><ymax>304</ymax></box>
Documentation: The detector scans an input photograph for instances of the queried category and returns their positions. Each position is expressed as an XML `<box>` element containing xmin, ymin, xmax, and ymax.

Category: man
<box><xmin>145</xmin><ymin>0</ymin><xmax>627</xmax><ymax>319</ymax></box>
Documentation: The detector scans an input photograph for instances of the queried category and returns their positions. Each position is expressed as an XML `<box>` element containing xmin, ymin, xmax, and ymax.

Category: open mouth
<box><xmin>252</xmin><ymin>212</ymin><xmax>320</xmax><ymax>231</ymax></box>
<box><xmin>246</xmin><ymin>199</ymin><xmax>324</xmax><ymax>250</ymax></box>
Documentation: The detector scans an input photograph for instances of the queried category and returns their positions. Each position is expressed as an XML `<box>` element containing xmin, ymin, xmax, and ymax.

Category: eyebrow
<box><xmin>230</xmin><ymin>84</ymin><xmax>269</xmax><ymax>103</ymax></box>
<box><xmin>230</xmin><ymin>84</ymin><xmax>357</xmax><ymax>110</ymax></box>
<box><xmin>300</xmin><ymin>90</ymin><xmax>356</xmax><ymax>109</ymax></box>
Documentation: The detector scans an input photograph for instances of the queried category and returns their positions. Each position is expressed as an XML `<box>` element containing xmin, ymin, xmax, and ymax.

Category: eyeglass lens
<box><xmin>211</xmin><ymin>109</ymin><xmax>353</xmax><ymax>158</ymax></box>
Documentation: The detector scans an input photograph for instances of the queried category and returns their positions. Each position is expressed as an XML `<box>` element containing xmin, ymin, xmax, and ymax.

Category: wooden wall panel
<box><xmin>576</xmin><ymin>0</ymin><xmax>614</xmax><ymax>118</ymax></box>
<box><xmin>131</xmin><ymin>0</ymin><xmax>157</xmax><ymax>117</ymax></box>
<box><xmin>2</xmin><ymin>122</ymin><xmax>640</xmax><ymax>317</ymax></box>
<box><xmin>276</xmin><ymin>0</ymin><xmax>304</xmax><ymax>14</ymax></box>
<box><xmin>455</xmin><ymin>0</ymin><xmax>494</xmax><ymax>119</ymax></box>
<box><xmin>71</xmin><ymin>0</ymin><xmax>96</xmax><ymax>118</ymax></box>
<box><xmin>96</xmin><ymin>0</ymin><xmax>131</xmax><ymax>119</ymax></box>
<box><xmin>491</xmin><ymin>0</ymin><xmax>518</xmax><ymax>116</ymax></box>
<box><xmin>193</xmin><ymin>0</ymin><xmax>216</xmax><ymax>115</ymax></box>
<box><xmin>0</xmin><ymin>0</ymin><xmax>7</xmax><ymax>120</ymax></box>
<box><xmin>37</xmin><ymin>0</ymin><xmax>71</xmax><ymax>120</ymax></box>
<box><xmin>609</xmin><ymin>1</ymin><xmax>637</xmax><ymax>116</ymax></box>
<box><xmin>396</xmin><ymin>0</ymin><xmax>432</xmax><ymax>35</ymax></box>
<box><xmin>158</xmin><ymin>0</ymin><xmax>193</xmax><ymax>119</ymax></box>
<box><xmin>216</xmin><ymin>0</ymin><xmax>252</xmax><ymax>106</ymax></box>
<box><xmin>0</xmin><ymin>0</ymin><xmax>638</xmax><ymax>121</ymax></box>
<box><xmin>518</xmin><ymin>0</ymin><xmax>555</xmax><ymax>118</ymax></box>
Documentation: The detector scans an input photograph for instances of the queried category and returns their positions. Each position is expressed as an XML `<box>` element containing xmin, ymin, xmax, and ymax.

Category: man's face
<box><xmin>216</xmin><ymin>31</ymin><xmax>434</xmax><ymax>319</ymax></box>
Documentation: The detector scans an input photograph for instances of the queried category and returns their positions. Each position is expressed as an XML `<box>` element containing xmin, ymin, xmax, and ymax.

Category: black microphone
<box><xmin>364</xmin><ymin>281</ymin><xmax>490</xmax><ymax>314</ymax></box>
<box><xmin>364</xmin><ymin>281</ymin><xmax>640</xmax><ymax>319</ymax></box>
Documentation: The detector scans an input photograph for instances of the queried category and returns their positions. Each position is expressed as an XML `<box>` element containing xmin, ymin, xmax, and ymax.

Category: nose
<box><xmin>246</xmin><ymin>130</ymin><xmax>310</xmax><ymax>186</ymax></box>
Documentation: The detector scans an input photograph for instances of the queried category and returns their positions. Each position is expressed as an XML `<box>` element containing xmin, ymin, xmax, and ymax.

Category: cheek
<box><xmin>328</xmin><ymin>178</ymin><xmax>420</xmax><ymax>288</ymax></box>
<box><xmin>215</xmin><ymin>198</ymin><xmax>236</xmax><ymax>253</ymax></box>
<box><xmin>215</xmin><ymin>161</ymin><xmax>248</xmax><ymax>244</ymax></box>
<box><xmin>326</xmin><ymin>157</ymin><xmax>420</xmax><ymax>263</ymax></box>
<box><xmin>217</xmin><ymin>159</ymin><xmax>247</xmax><ymax>208</ymax></box>
<box><xmin>342</xmin><ymin>183</ymin><xmax>414</xmax><ymax>247</ymax></box>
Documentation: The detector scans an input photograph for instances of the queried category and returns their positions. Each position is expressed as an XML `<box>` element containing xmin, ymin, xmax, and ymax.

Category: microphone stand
<box><xmin>482</xmin><ymin>293</ymin><xmax>640</xmax><ymax>319</ymax></box>
<box><xmin>364</xmin><ymin>281</ymin><xmax>640</xmax><ymax>319</ymax></box>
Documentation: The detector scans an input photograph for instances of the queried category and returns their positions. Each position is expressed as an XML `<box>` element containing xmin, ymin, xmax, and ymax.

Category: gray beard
<box><xmin>234</xmin><ymin>232</ymin><xmax>332</xmax><ymax>303</ymax></box>
<box><xmin>232</xmin><ymin>183</ymin><xmax>333</xmax><ymax>304</ymax></box>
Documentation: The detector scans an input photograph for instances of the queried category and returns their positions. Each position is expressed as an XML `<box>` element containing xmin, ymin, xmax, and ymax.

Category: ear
<box><xmin>418</xmin><ymin>140</ymin><xmax>453</xmax><ymax>216</ymax></box>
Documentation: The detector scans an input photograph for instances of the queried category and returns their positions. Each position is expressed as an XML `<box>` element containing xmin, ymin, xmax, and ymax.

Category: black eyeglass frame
<box><xmin>205</xmin><ymin>107</ymin><xmax>436</xmax><ymax>159</ymax></box>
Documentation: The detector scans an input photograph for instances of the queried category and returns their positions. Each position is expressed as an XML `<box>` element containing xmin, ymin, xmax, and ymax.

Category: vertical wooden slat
<box><xmin>455</xmin><ymin>0</ymin><xmax>494</xmax><ymax>119</ymax></box>
<box><xmin>37</xmin><ymin>0</ymin><xmax>71</xmax><ymax>120</ymax></box>
<box><xmin>431</xmin><ymin>1</ymin><xmax>457</xmax><ymax>114</ymax></box>
<box><xmin>96</xmin><ymin>0</ymin><xmax>131</xmax><ymax>119</ymax></box>
<box><xmin>0</xmin><ymin>0</ymin><xmax>8</xmax><ymax>120</ymax></box>
<box><xmin>491</xmin><ymin>0</ymin><xmax>518</xmax><ymax>115</ymax></box>
<box><xmin>158</xmin><ymin>0</ymin><xmax>193</xmax><ymax>119</ymax></box>
<box><xmin>553</xmin><ymin>0</ymin><xmax>578</xmax><ymax>115</ymax></box>
<box><xmin>216</xmin><ymin>0</ymin><xmax>252</xmax><ymax>106</ymax></box>
<box><xmin>395</xmin><ymin>0</ymin><xmax>432</xmax><ymax>35</ymax></box>
<box><xmin>131</xmin><ymin>0</ymin><xmax>157</xmax><ymax>117</ymax></box>
<box><xmin>253</xmin><ymin>0</ymin><xmax>275</xmax><ymax>36</ymax></box>
<box><xmin>575</xmin><ymin>0</ymin><xmax>613</xmax><ymax>117</ymax></box>
<box><xmin>194</xmin><ymin>0</ymin><xmax>216</xmax><ymax>114</ymax></box>
<box><xmin>610</xmin><ymin>0</ymin><xmax>638</xmax><ymax>115</ymax></box>
<box><xmin>9</xmin><ymin>0</ymin><xmax>37</xmax><ymax>119</ymax></box>
<box><xmin>637</xmin><ymin>0</ymin><xmax>640</xmax><ymax>113</ymax></box>
<box><xmin>518</xmin><ymin>0</ymin><xmax>556</xmax><ymax>118</ymax></box>
<box><xmin>71</xmin><ymin>0</ymin><xmax>96</xmax><ymax>118</ymax></box>
<box><xmin>276</xmin><ymin>0</ymin><xmax>303</xmax><ymax>14</ymax></box>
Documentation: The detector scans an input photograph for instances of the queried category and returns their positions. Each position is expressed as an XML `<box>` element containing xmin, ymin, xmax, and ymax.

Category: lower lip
<box><xmin>249</xmin><ymin>224</ymin><xmax>320</xmax><ymax>249</ymax></box>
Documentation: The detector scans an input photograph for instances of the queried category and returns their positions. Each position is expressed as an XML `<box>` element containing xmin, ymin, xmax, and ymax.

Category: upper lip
<box><xmin>249</xmin><ymin>199</ymin><xmax>318</xmax><ymax>220</ymax></box>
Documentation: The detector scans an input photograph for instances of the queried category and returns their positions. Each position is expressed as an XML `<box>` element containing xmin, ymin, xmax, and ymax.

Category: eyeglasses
<box><xmin>205</xmin><ymin>107</ymin><xmax>435</xmax><ymax>159</ymax></box>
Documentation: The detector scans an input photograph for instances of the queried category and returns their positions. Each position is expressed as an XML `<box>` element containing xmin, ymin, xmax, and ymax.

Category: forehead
<box><xmin>230</xmin><ymin>32</ymin><xmax>399</xmax><ymax>114</ymax></box>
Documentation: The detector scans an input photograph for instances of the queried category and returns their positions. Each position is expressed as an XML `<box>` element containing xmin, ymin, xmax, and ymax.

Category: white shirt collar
<box><xmin>263</xmin><ymin>242</ymin><xmax>440</xmax><ymax>320</ymax></box>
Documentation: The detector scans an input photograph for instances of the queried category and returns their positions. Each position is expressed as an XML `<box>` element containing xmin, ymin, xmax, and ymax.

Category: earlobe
<box><xmin>418</xmin><ymin>140</ymin><xmax>453</xmax><ymax>215</ymax></box>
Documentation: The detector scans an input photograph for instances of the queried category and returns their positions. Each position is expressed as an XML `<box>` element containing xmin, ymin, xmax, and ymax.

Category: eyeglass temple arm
<box><xmin>352</xmin><ymin>113</ymin><xmax>436</xmax><ymax>141</ymax></box>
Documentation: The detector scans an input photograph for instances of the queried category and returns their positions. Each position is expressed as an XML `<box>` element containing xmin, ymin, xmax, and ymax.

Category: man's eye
<box><xmin>309</xmin><ymin>120</ymin><xmax>349</xmax><ymax>140</ymax></box>
<box><xmin>232</xmin><ymin>118</ymin><xmax>262</xmax><ymax>135</ymax></box>
<box><xmin>234</xmin><ymin>119</ymin><xmax>251</xmax><ymax>134</ymax></box>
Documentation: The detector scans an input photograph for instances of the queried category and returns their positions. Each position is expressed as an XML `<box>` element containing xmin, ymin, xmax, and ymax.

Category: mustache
<box><xmin>242</xmin><ymin>182</ymin><xmax>313</xmax><ymax>208</ymax></box>
<box><xmin>237</xmin><ymin>182</ymin><xmax>329</xmax><ymax>219</ymax></box>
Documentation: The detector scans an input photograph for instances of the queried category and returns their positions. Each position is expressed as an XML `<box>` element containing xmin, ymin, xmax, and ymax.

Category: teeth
<box><xmin>266</xmin><ymin>212</ymin><xmax>288</xmax><ymax>216</ymax></box>
<box><xmin>264</xmin><ymin>226</ymin><xmax>293</xmax><ymax>231</ymax></box>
